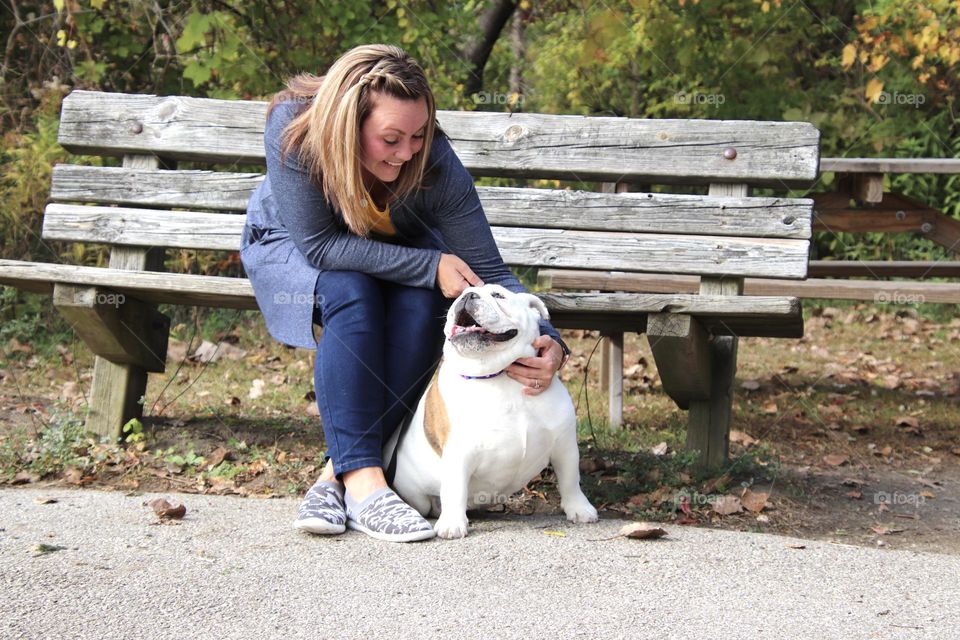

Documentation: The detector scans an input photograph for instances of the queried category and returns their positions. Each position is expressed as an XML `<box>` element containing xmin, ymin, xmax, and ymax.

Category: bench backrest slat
<box><xmin>42</xmin><ymin>205</ymin><xmax>809</xmax><ymax>279</ymax></box>
<box><xmin>58</xmin><ymin>91</ymin><xmax>819</xmax><ymax>187</ymax></box>
<box><xmin>49</xmin><ymin>166</ymin><xmax>812</xmax><ymax>240</ymax></box>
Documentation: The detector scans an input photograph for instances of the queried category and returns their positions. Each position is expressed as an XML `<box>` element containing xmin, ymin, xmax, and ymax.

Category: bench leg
<box><xmin>599</xmin><ymin>333</ymin><xmax>623</xmax><ymax>429</ymax></box>
<box><xmin>87</xmin><ymin>357</ymin><xmax>150</xmax><ymax>440</ymax></box>
<box><xmin>52</xmin><ymin>282</ymin><xmax>169</xmax><ymax>441</ymax></box>
<box><xmin>686</xmin><ymin>334</ymin><xmax>738</xmax><ymax>471</ymax></box>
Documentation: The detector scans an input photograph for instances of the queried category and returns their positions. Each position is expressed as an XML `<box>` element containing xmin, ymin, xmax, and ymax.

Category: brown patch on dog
<box><xmin>424</xmin><ymin>369</ymin><xmax>450</xmax><ymax>456</ymax></box>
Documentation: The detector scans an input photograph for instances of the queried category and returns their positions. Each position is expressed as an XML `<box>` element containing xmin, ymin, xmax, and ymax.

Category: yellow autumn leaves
<box><xmin>842</xmin><ymin>2</ymin><xmax>959</xmax><ymax>104</ymax></box>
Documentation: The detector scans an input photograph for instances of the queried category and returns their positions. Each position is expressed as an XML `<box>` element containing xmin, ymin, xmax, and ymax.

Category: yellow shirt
<box><xmin>366</xmin><ymin>192</ymin><xmax>396</xmax><ymax>236</ymax></box>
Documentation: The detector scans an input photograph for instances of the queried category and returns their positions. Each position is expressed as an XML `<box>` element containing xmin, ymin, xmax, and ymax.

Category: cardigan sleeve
<box><xmin>265</xmin><ymin>102</ymin><xmax>441</xmax><ymax>288</ymax></box>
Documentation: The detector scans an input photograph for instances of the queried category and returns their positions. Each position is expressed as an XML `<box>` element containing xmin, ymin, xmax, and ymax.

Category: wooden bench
<box><xmin>0</xmin><ymin>90</ymin><xmax>819</xmax><ymax>470</ymax></box>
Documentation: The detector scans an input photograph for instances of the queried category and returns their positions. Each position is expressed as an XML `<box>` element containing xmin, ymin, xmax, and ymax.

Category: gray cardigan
<box><xmin>241</xmin><ymin>100</ymin><xmax>564</xmax><ymax>351</ymax></box>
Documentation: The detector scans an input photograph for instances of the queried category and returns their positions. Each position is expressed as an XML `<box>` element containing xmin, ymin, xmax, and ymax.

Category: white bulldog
<box><xmin>383</xmin><ymin>284</ymin><xmax>599</xmax><ymax>539</ymax></box>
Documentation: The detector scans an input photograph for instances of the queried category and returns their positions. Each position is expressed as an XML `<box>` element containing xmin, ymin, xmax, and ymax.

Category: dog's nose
<box><xmin>465</xmin><ymin>292</ymin><xmax>479</xmax><ymax>300</ymax></box>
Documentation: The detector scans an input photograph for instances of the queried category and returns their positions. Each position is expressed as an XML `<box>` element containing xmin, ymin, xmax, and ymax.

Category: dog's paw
<box><xmin>434</xmin><ymin>513</ymin><xmax>469</xmax><ymax>539</ymax></box>
<box><xmin>562</xmin><ymin>496</ymin><xmax>599</xmax><ymax>523</ymax></box>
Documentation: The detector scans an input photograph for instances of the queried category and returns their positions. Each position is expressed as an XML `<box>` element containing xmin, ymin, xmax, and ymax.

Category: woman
<box><xmin>241</xmin><ymin>44</ymin><xmax>570</xmax><ymax>542</ymax></box>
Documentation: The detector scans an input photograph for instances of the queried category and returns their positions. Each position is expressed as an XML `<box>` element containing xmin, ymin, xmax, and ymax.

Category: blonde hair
<box><xmin>267</xmin><ymin>44</ymin><xmax>438</xmax><ymax>236</ymax></box>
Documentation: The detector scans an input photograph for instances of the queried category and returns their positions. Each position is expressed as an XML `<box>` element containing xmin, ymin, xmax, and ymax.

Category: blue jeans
<box><xmin>312</xmin><ymin>271</ymin><xmax>448</xmax><ymax>478</ymax></box>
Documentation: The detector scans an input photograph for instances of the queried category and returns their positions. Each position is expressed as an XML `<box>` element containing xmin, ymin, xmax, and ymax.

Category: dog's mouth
<box><xmin>450</xmin><ymin>307</ymin><xmax>518</xmax><ymax>343</ymax></box>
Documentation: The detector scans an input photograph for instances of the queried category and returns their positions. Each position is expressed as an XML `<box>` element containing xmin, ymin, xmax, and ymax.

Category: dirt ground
<box><xmin>2</xmin><ymin>305</ymin><xmax>958</xmax><ymax>555</ymax></box>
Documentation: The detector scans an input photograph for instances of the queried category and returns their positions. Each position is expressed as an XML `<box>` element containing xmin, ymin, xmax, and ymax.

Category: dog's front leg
<box><xmin>550</xmin><ymin>432</ymin><xmax>599</xmax><ymax>523</ymax></box>
<box><xmin>433</xmin><ymin>446</ymin><xmax>477</xmax><ymax>539</ymax></box>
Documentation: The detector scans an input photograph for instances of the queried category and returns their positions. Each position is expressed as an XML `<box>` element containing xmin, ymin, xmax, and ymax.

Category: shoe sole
<box><xmin>346</xmin><ymin>518</ymin><xmax>436</xmax><ymax>542</ymax></box>
<box><xmin>293</xmin><ymin>517</ymin><xmax>346</xmax><ymax>535</ymax></box>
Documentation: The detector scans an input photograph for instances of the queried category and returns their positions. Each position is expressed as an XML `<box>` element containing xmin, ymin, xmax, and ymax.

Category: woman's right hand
<box><xmin>436</xmin><ymin>253</ymin><xmax>484</xmax><ymax>298</ymax></box>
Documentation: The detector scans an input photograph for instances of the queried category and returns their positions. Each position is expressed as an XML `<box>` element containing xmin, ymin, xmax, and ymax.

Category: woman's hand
<box><xmin>436</xmin><ymin>253</ymin><xmax>484</xmax><ymax>298</ymax></box>
<box><xmin>506</xmin><ymin>335</ymin><xmax>565</xmax><ymax>396</ymax></box>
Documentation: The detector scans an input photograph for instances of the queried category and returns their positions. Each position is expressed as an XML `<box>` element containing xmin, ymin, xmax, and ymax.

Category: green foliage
<box><xmin>0</xmin><ymin>409</ymin><xmax>95</xmax><ymax>480</ymax></box>
<box><xmin>162</xmin><ymin>447</ymin><xmax>206</xmax><ymax>469</ymax></box>
<box><xmin>122</xmin><ymin>418</ymin><xmax>145</xmax><ymax>444</ymax></box>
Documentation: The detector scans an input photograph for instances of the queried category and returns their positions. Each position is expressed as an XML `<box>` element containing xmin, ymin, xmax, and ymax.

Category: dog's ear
<box><xmin>526</xmin><ymin>294</ymin><xmax>550</xmax><ymax>320</ymax></box>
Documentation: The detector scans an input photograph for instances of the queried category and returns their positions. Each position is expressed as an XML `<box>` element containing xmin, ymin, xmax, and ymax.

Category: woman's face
<box><xmin>359</xmin><ymin>92</ymin><xmax>428</xmax><ymax>188</ymax></box>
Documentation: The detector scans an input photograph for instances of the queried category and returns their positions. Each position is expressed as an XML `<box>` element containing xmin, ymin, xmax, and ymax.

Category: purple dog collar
<box><xmin>460</xmin><ymin>370</ymin><xmax>505</xmax><ymax>380</ymax></box>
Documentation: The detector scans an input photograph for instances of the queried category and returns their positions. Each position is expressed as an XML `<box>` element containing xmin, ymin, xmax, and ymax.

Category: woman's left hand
<box><xmin>505</xmin><ymin>335</ymin><xmax>565</xmax><ymax>396</ymax></box>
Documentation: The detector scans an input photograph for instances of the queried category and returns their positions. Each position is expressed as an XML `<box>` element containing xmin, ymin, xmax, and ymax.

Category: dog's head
<box><xmin>443</xmin><ymin>284</ymin><xmax>549</xmax><ymax>376</ymax></box>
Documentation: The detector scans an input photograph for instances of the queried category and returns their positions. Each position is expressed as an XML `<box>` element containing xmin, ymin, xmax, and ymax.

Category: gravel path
<box><xmin>1</xmin><ymin>487</ymin><xmax>956</xmax><ymax>639</ymax></box>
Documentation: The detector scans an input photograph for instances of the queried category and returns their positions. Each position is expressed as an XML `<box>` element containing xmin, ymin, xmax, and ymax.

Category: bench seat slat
<box><xmin>41</xmin><ymin>205</ymin><xmax>810</xmax><ymax>279</ymax></box>
<box><xmin>57</xmin><ymin>91</ymin><xmax>819</xmax><ymax>186</ymax></box>
<box><xmin>538</xmin><ymin>268</ymin><xmax>960</xmax><ymax>304</ymax></box>
<box><xmin>0</xmin><ymin>260</ymin><xmax>801</xmax><ymax>337</ymax></box>
<box><xmin>51</xmin><ymin>166</ymin><xmax>812</xmax><ymax>239</ymax></box>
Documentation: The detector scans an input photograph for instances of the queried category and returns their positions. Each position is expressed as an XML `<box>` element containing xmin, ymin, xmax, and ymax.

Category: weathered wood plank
<box><xmin>57</xmin><ymin>90</ymin><xmax>820</xmax><ymax>186</ymax></box>
<box><xmin>806</xmin><ymin>261</ymin><xmax>960</xmax><ymax>278</ymax></box>
<box><xmin>52</xmin><ymin>283</ymin><xmax>168</xmax><ymax>372</ymax></box>
<box><xmin>647</xmin><ymin>314</ymin><xmax>712</xmax><ymax>410</ymax></box>
<box><xmin>50</xmin><ymin>165</ymin><xmax>265</xmax><ymax>211</ymax></box>
<box><xmin>50</xmin><ymin>166</ymin><xmax>814</xmax><ymax>239</ymax></box>
<box><xmin>0</xmin><ymin>260</ymin><xmax>257</xmax><ymax>309</ymax></box>
<box><xmin>42</xmin><ymin>205</ymin><xmax>811</xmax><ymax>279</ymax></box>
<box><xmin>821</xmin><ymin>158</ymin><xmax>960</xmax><ymax>174</ymax></box>
<box><xmin>537</xmin><ymin>269</ymin><xmax>960</xmax><ymax>304</ymax></box>
<box><xmin>536</xmin><ymin>291</ymin><xmax>797</xmax><ymax>317</ymax></box>
<box><xmin>0</xmin><ymin>258</ymin><xmax>804</xmax><ymax>323</ymax></box>
<box><xmin>496</xmin><ymin>230</ymin><xmax>808</xmax><ymax>279</ymax></box>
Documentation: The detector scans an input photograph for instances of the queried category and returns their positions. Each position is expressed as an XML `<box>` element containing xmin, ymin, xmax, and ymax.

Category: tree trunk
<box><xmin>462</xmin><ymin>0</ymin><xmax>518</xmax><ymax>98</ymax></box>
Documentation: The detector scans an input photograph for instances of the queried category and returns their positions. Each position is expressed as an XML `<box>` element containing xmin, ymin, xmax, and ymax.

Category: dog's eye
<box><xmin>491</xmin><ymin>292</ymin><xmax>505</xmax><ymax>299</ymax></box>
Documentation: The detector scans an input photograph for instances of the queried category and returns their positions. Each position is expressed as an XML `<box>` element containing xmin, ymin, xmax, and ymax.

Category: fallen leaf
<box><xmin>920</xmin><ymin>490</ymin><xmax>935</xmax><ymax>499</ymax></box>
<box><xmin>579</xmin><ymin>456</ymin><xmax>606</xmax><ymax>474</ymax></box>
<box><xmin>270</xmin><ymin>373</ymin><xmax>287</xmax><ymax>385</ymax></box>
<box><xmin>206</xmin><ymin>446</ymin><xmax>230</xmax><ymax>470</ymax></box>
<box><xmin>871</xmin><ymin>525</ymin><xmax>904</xmax><ymax>536</ymax></box>
<box><xmin>650</xmin><ymin>442</ymin><xmax>669</xmax><ymax>456</ymax></box>
<box><xmin>785</xmin><ymin>543</ymin><xmax>806</xmax><ymax>549</ymax></box>
<box><xmin>191</xmin><ymin>340</ymin><xmax>221</xmax><ymax>363</ymax></box>
<box><xmin>542</xmin><ymin>530</ymin><xmax>566</xmax><ymax>537</ymax></box>
<box><xmin>845</xmin><ymin>490</ymin><xmax>862</xmax><ymax>499</ymax></box>
<box><xmin>305</xmin><ymin>403</ymin><xmax>320</xmax><ymax>417</ymax></box>
<box><xmin>761</xmin><ymin>402</ymin><xmax>779</xmax><ymax>415</ymax></box>
<box><xmin>951</xmin><ymin>447</ymin><xmax>960</xmax><ymax>457</ymax></box>
<box><xmin>701</xmin><ymin>473</ymin><xmax>731</xmax><ymax>495</ymax></box>
<box><xmin>61</xmin><ymin>381</ymin><xmax>83</xmax><ymax>402</ymax></box>
<box><xmin>32</xmin><ymin>497</ymin><xmax>58</xmax><ymax>505</ymax></box>
<box><xmin>741</xmin><ymin>380</ymin><xmax>761</xmax><ymax>391</ymax></box>
<box><xmin>729</xmin><ymin>430</ymin><xmax>756</xmax><ymax>447</ymax></box>
<box><xmin>146</xmin><ymin>498</ymin><xmax>187</xmax><ymax>520</ymax></box>
<box><xmin>12</xmin><ymin>471</ymin><xmax>39</xmax><ymax>485</ymax></box>
<box><xmin>823</xmin><ymin>454</ymin><xmax>849</xmax><ymax>466</ymax></box>
<box><xmin>248</xmin><ymin>379</ymin><xmax>266</xmax><ymax>400</ymax></box>
<box><xmin>712</xmin><ymin>495</ymin><xmax>743</xmax><ymax>516</ymax></box>
<box><xmin>247</xmin><ymin>459</ymin><xmax>268</xmax><ymax>475</ymax></box>
<box><xmin>63</xmin><ymin>467</ymin><xmax>85</xmax><ymax>485</ymax></box>
<box><xmin>895</xmin><ymin>416</ymin><xmax>920</xmax><ymax>429</ymax></box>
<box><xmin>619</xmin><ymin>522</ymin><xmax>667</xmax><ymax>539</ymax></box>
<box><xmin>218</xmin><ymin>342</ymin><xmax>248</xmax><ymax>361</ymax></box>
<box><xmin>225</xmin><ymin>396</ymin><xmax>241</xmax><ymax>406</ymax></box>
<box><xmin>841</xmin><ymin>478</ymin><xmax>864</xmax><ymax>487</ymax></box>
<box><xmin>7</xmin><ymin>338</ymin><xmax>33</xmax><ymax>354</ymax></box>
<box><xmin>741</xmin><ymin>489</ymin><xmax>769</xmax><ymax>513</ymax></box>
